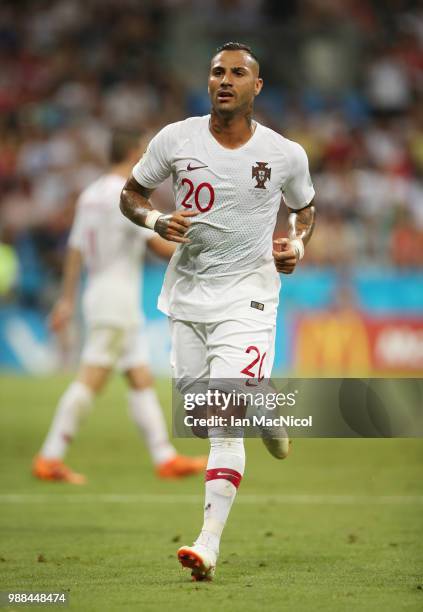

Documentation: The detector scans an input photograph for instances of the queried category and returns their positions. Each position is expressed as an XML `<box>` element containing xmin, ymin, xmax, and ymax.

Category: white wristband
<box><xmin>290</xmin><ymin>238</ymin><xmax>304</xmax><ymax>261</ymax></box>
<box><xmin>145</xmin><ymin>209</ymin><xmax>163</xmax><ymax>230</ymax></box>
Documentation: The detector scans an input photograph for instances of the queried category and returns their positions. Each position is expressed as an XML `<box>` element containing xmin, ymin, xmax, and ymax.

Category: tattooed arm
<box><xmin>120</xmin><ymin>175</ymin><xmax>197</xmax><ymax>244</ymax></box>
<box><xmin>120</xmin><ymin>175</ymin><xmax>154</xmax><ymax>227</ymax></box>
<box><xmin>273</xmin><ymin>201</ymin><xmax>316</xmax><ymax>274</ymax></box>
<box><xmin>287</xmin><ymin>202</ymin><xmax>316</xmax><ymax>246</ymax></box>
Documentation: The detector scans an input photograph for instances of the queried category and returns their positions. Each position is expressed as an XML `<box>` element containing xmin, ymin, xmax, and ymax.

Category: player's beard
<box><xmin>212</xmin><ymin>96</ymin><xmax>254</xmax><ymax>124</ymax></box>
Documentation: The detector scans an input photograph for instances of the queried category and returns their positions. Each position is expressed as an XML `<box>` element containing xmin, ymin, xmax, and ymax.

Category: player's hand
<box><xmin>155</xmin><ymin>210</ymin><xmax>198</xmax><ymax>244</ymax></box>
<box><xmin>273</xmin><ymin>238</ymin><xmax>299</xmax><ymax>274</ymax></box>
<box><xmin>49</xmin><ymin>298</ymin><xmax>73</xmax><ymax>333</ymax></box>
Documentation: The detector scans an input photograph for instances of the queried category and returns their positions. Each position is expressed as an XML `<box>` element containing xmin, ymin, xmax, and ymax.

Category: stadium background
<box><xmin>0</xmin><ymin>0</ymin><xmax>422</xmax><ymax>377</ymax></box>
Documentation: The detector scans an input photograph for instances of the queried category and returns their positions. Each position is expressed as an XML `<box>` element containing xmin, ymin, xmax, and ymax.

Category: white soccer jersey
<box><xmin>69</xmin><ymin>173</ymin><xmax>154</xmax><ymax>327</ymax></box>
<box><xmin>132</xmin><ymin>115</ymin><xmax>315</xmax><ymax>324</ymax></box>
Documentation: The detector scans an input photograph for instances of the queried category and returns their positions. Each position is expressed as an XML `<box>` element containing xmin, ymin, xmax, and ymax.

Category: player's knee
<box><xmin>176</xmin><ymin>380</ymin><xmax>209</xmax><ymax>438</ymax></box>
<box><xmin>190</xmin><ymin>404</ymin><xmax>208</xmax><ymax>438</ymax></box>
<box><xmin>126</xmin><ymin>366</ymin><xmax>154</xmax><ymax>390</ymax></box>
<box><xmin>191</xmin><ymin>424</ymin><xmax>209</xmax><ymax>439</ymax></box>
<box><xmin>77</xmin><ymin>366</ymin><xmax>110</xmax><ymax>394</ymax></box>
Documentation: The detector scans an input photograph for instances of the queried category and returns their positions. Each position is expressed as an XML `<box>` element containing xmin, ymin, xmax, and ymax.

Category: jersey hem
<box><xmin>159</xmin><ymin>306</ymin><xmax>277</xmax><ymax>326</ymax></box>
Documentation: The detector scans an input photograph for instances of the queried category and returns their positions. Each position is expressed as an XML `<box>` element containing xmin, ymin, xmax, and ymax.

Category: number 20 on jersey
<box><xmin>181</xmin><ymin>179</ymin><xmax>215</xmax><ymax>212</ymax></box>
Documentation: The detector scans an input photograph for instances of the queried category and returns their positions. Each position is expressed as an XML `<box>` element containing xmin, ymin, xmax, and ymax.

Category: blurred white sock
<box><xmin>40</xmin><ymin>381</ymin><xmax>93</xmax><ymax>459</ymax></box>
<box><xmin>128</xmin><ymin>388</ymin><xmax>176</xmax><ymax>466</ymax></box>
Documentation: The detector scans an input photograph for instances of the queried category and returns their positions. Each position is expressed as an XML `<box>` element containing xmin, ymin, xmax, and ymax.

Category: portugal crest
<box><xmin>252</xmin><ymin>162</ymin><xmax>271</xmax><ymax>189</ymax></box>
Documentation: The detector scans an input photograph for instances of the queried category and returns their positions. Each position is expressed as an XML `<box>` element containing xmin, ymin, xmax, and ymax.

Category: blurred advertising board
<box><xmin>294</xmin><ymin>312</ymin><xmax>423</xmax><ymax>374</ymax></box>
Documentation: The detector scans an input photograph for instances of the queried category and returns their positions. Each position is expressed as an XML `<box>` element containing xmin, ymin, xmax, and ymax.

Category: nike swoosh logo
<box><xmin>187</xmin><ymin>163</ymin><xmax>208</xmax><ymax>171</ymax></box>
<box><xmin>216</xmin><ymin>471</ymin><xmax>235</xmax><ymax>477</ymax></box>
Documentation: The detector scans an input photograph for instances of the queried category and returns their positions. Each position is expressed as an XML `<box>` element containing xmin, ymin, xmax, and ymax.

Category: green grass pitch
<box><xmin>0</xmin><ymin>374</ymin><xmax>422</xmax><ymax>611</ymax></box>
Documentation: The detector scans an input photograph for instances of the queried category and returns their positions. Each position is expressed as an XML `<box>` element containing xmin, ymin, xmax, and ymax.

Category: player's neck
<box><xmin>110</xmin><ymin>161</ymin><xmax>133</xmax><ymax>178</ymax></box>
<box><xmin>209</xmin><ymin>111</ymin><xmax>256</xmax><ymax>149</ymax></box>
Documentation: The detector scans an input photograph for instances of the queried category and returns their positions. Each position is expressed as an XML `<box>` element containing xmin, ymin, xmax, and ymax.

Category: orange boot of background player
<box><xmin>156</xmin><ymin>455</ymin><xmax>207</xmax><ymax>479</ymax></box>
<box><xmin>32</xmin><ymin>454</ymin><xmax>206</xmax><ymax>483</ymax></box>
<box><xmin>32</xmin><ymin>456</ymin><xmax>86</xmax><ymax>485</ymax></box>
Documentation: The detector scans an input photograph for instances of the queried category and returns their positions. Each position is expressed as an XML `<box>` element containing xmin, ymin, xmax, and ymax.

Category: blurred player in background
<box><xmin>120</xmin><ymin>43</ymin><xmax>315</xmax><ymax>580</ymax></box>
<box><xmin>32</xmin><ymin>129</ymin><xmax>207</xmax><ymax>484</ymax></box>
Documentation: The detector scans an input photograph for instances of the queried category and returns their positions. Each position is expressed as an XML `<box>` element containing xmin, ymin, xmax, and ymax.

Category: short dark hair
<box><xmin>109</xmin><ymin>129</ymin><xmax>142</xmax><ymax>164</ymax></box>
<box><xmin>214</xmin><ymin>42</ymin><xmax>259</xmax><ymax>64</ymax></box>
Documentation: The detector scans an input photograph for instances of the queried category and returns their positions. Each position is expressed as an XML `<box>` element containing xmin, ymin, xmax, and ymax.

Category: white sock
<box><xmin>128</xmin><ymin>388</ymin><xmax>176</xmax><ymax>466</ymax></box>
<box><xmin>195</xmin><ymin>428</ymin><xmax>245</xmax><ymax>555</ymax></box>
<box><xmin>40</xmin><ymin>381</ymin><xmax>93</xmax><ymax>459</ymax></box>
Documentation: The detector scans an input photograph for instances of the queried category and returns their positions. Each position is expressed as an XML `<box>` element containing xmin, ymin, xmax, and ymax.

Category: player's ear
<box><xmin>254</xmin><ymin>78</ymin><xmax>263</xmax><ymax>97</ymax></box>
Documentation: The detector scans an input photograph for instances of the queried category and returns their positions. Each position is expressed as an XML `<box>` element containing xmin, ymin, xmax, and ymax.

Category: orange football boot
<box><xmin>156</xmin><ymin>454</ymin><xmax>207</xmax><ymax>479</ymax></box>
<box><xmin>177</xmin><ymin>544</ymin><xmax>216</xmax><ymax>581</ymax></box>
<box><xmin>32</xmin><ymin>456</ymin><xmax>86</xmax><ymax>485</ymax></box>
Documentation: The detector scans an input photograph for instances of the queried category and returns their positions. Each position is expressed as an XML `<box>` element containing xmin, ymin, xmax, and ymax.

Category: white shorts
<box><xmin>169</xmin><ymin>318</ymin><xmax>276</xmax><ymax>393</ymax></box>
<box><xmin>81</xmin><ymin>324</ymin><xmax>150</xmax><ymax>371</ymax></box>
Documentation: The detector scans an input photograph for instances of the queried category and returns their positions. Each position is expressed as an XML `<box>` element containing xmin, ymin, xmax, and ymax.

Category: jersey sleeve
<box><xmin>132</xmin><ymin>123</ymin><xmax>177</xmax><ymax>189</ymax></box>
<box><xmin>282</xmin><ymin>141</ymin><xmax>315</xmax><ymax>210</ymax></box>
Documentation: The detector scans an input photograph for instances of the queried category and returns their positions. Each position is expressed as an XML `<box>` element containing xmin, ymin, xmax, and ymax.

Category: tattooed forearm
<box><xmin>120</xmin><ymin>175</ymin><xmax>154</xmax><ymax>227</ymax></box>
<box><xmin>287</xmin><ymin>202</ymin><xmax>316</xmax><ymax>246</ymax></box>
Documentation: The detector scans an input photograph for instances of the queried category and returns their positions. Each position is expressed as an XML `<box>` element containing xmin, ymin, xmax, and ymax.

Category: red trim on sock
<box><xmin>206</xmin><ymin>467</ymin><xmax>242</xmax><ymax>489</ymax></box>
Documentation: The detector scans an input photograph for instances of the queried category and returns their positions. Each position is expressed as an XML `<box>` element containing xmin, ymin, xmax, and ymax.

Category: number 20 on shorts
<box><xmin>181</xmin><ymin>178</ymin><xmax>215</xmax><ymax>212</ymax></box>
<box><xmin>241</xmin><ymin>346</ymin><xmax>267</xmax><ymax>382</ymax></box>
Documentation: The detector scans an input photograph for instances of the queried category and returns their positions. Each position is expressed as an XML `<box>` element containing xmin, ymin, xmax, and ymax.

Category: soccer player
<box><xmin>32</xmin><ymin>129</ymin><xmax>207</xmax><ymax>484</ymax></box>
<box><xmin>120</xmin><ymin>43</ymin><xmax>316</xmax><ymax>580</ymax></box>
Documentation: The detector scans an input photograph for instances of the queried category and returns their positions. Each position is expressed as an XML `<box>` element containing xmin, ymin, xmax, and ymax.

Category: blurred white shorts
<box><xmin>81</xmin><ymin>324</ymin><xmax>150</xmax><ymax>371</ymax></box>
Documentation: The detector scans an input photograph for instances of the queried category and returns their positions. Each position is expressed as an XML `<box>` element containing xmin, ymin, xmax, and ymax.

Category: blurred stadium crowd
<box><xmin>0</xmin><ymin>0</ymin><xmax>422</xmax><ymax>309</ymax></box>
